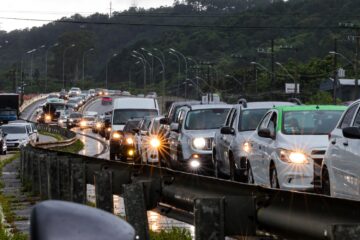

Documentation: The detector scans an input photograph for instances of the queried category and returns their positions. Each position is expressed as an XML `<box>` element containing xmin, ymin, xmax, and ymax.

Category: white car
<box><xmin>79</xmin><ymin>116</ymin><xmax>96</xmax><ymax>129</ymax></box>
<box><xmin>1</xmin><ymin>124</ymin><xmax>31</xmax><ymax>149</ymax></box>
<box><xmin>68</xmin><ymin>87</ymin><xmax>81</xmax><ymax>97</ymax></box>
<box><xmin>8</xmin><ymin>122</ymin><xmax>39</xmax><ymax>142</ymax></box>
<box><xmin>245</xmin><ymin>105</ymin><xmax>345</xmax><ymax>191</ymax></box>
<box><xmin>322</xmin><ymin>100</ymin><xmax>360</xmax><ymax>200</ymax></box>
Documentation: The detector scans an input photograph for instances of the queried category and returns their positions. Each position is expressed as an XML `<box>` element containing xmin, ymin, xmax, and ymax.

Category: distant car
<box><xmin>121</xmin><ymin>91</ymin><xmax>131</xmax><ymax>96</ymax></box>
<box><xmin>68</xmin><ymin>87</ymin><xmax>81</xmax><ymax>97</ymax></box>
<box><xmin>66</xmin><ymin>112</ymin><xmax>83</xmax><ymax>129</ymax></box>
<box><xmin>89</xmin><ymin>89</ymin><xmax>96</xmax><ymax>97</ymax></box>
<box><xmin>102</xmin><ymin>96</ymin><xmax>112</xmax><ymax>105</ymax></box>
<box><xmin>99</xmin><ymin>116</ymin><xmax>112</xmax><ymax>140</ymax></box>
<box><xmin>8</xmin><ymin>122</ymin><xmax>39</xmax><ymax>143</ymax></box>
<box><xmin>59</xmin><ymin>89</ymin><xmax>68</xmax><ymax>100</ymax></box>
<box><xmin>66</xmin><ymin>99</ymin><xmax>80</xmax><ymax>110</ymax></box>
<box><xmin>92</xmin><ymin>115</ymin><xmax>104</xmax><ymax>133</ymax></box>
<box><xmin>1</xmin><ymin>124</ymin><xmax>31</xmax><ymax>150</ymax></box>
<box><xmin>79</xmin><ymin>116</ymin><xmax>96</xmax><ymax>130</ymax></box>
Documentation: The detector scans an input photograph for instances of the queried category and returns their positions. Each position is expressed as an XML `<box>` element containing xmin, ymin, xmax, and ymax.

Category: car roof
<box><xmin>187</xmin><ymin>104</ymin><xmax>232</xmax><ymax>110</ymax></box>
<box><xmin>113</xmin><ymin>97</ymin><xmax>158</xmax><ymax>110</ymax></box>
<box><xmin>275</xmin><ymin>105</ymin><xmax>347</xmax><ymax>112</ymax></box>
<box><xmin>243</xmin><ymin>101</ymin><xmax>296</xmax><ymax>109</ymax></box>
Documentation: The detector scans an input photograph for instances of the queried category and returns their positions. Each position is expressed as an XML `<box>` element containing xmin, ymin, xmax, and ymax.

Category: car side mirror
<box><xmin>343</xmin><ymin>127</ymin><xmax>360</xmax><ymax>139</ymax></box>
<box><xmin>258</xmin><ymin>128</ymin><xmax>272</xmax><ymax>138</ymax></box>
<box><xmin>170</xmin><ymin>123</ymin><xmax>180</xmax><ymax>132</ymax></box>
<box><xmin>31</xmin><ymin>200</ymin><xmax>135</xmax><ymax>240</ymax></box>
<box><xmin>220</xmin><ymin>126</ymin><xmax>235</xmax><ymax>135</ymax></box>
<box><xmin>160</xmin><ymin>117</ymin><xmax>170</xmax><ymax>125</ymax></box>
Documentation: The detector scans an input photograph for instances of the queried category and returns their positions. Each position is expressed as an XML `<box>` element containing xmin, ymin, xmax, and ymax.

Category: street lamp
<box><xmin>82</xmin><ymin>48</ymin><xmax>94</xmax><ymax>89</ymax></box>
<box><xmin>62</xmin><ymin>44</ymin><xmax>76</xmax><ymax>89</ymax></box>
<box><xmin>45</xmin><ymin>43</ymin><xmax>59</xmax><ymax>92</ymax></box>
<box><xmin>275</xmin><ymin>62</ymin><xmax>297</xmax><ymax>97</ymax></box>
<box><xmin>148</xmin><ymin>52</ymin><xmax>165</xmax><ymax>112</ymax></box>
<box><xmin>168</xmin><ymin>50</ymin><xmax>181</xmax><ymax>97</ymax></box>
<box><xmin>131</xmin><ymin>54</ymin><xmax>147</xmax><ymax>92</ymax></box>
<box><xmin>141</xmin><ymin>48</ymin><xmax>154</xmax><ymax>84</ymax></box>
<box><xmin>105</xmin><ymin>53</ymin><xmax>118</xmax><ymax>89</ymax></box>
<box><xmin>225</xmin><ymin>74</ymin><xmax>242</xmax><ymax>87</ymax></box>
<box><xmin>169</xmin><ymin>48</ymin><xmax>188</xmax><ymax>81</ymax></box>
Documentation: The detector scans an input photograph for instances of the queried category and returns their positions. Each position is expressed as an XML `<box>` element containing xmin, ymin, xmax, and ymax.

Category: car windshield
<box><xmin>239</xmin><ymin>109</ymin><xmax>269</xmax><ymax>131</ymax></box>
<box><xmin>123</xmin><ymin>120</ymin><xmax>141</xmax><ymax>132</ymax></box>
<box><xmin>2</xmin><ymin>126</ymin><xmax>26</xmax><ymax>134</ymax></box>
<box><xmin>70</xmin><ymin>113</ymin><xmax>82</xmax><ymax>118</ymax></box>
<box><xmin>185</xmin><ymin>108</ymin><xmax>230</xmax><ymax>130</ymax></box>
<box><xmin>83</xmin><ymin>117</ymin><xmax>94</xmax><ymax>121</ymax></box>
<box><xmin>44</xmin><ymin>103</ymin><xmax>65</xmax><ymax>111</ymax></box>
<box><xmin>113</xmin><ymin>109</ymin><xmax>158</xmax><ymax>125</ymax></box>
<box><xmin>0</xmin><ymin>110</ymin><xmax>17</xmax><ymax>116</ymax></box>
<box><xmin>282</xmin><ymin>110</ymin><xmax>344</xmax><ymax>135</ymax></box>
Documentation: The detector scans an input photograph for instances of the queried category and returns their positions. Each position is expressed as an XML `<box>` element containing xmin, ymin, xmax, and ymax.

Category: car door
<box><xmin>330</xmin><ymin>103</ymin><xmax>359</xmax><ymax>196</ymax></box>
<box><xmin>250</xmin><ymin>111</ymin><xmax>272</xmax><ymax>184</ymax></box>
<box><xmin>169</xmin><ymin>109</ymin><xmax>186</xmax><ymax>162</ymax></box>
<box><xmin>222</xmin><ymin>109</ymin><xmax>238</xmax><ymax>175</ymax></box>
<box><xmin>217</xmin><ymin>108</ymin><xmax>235</xmax><ymax>173</ymax></box>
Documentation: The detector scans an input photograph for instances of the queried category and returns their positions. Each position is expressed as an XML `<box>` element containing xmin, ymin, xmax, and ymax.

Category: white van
<box><xmin>109</xmin><ymin>97</ymin><xmax>160</xmax><ymax>160</ymax></box>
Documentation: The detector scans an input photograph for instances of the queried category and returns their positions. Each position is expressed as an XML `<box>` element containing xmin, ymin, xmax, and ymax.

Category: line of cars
<box><xmin>104</xmin><ymin>94</ymin><xmax>360</xmax><ymax>200</ymax></box>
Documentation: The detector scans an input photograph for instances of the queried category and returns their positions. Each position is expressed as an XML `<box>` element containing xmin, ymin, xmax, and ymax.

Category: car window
<box><xmin>258</xmin><ymin>112</ymin><xmax>272</xmax><ymax>130</ymax></box>
<box><xmin>353</xmin><ymin>108</ymin><xmax>360</xmax><ymax>127</ymax></box>
<box><xmin>26</xmin><ymin>125</ymin><xmax>32</xmax><ymax>133</ymax></box>
<box><xmin>230</xmin><ymin>110</ymin><xmax>237</xmax><ymax>128</ymax></box>
<box><xmin>268</xmin><ymin>112</ymin><xmax>277</xmax><ymax>137</ymax></box>
<box><xmin>224</xmin><ymin>108</ymin><xmax>235</xmax><ymax>127</ymax></box>
<box><xmin>340</xmin><ymin>103</ymin><xmax>359</xmax><ymax>129</ymax></box>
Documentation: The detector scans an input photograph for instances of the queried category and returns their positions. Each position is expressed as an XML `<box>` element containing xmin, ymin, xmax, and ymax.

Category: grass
<box><xmin>0</xmin><ymin>152</ymin><xmax>28</xmax><ymax>240</ymax></box>
<box><xmin>149</xmin><ymin>228</ymin><xmax>192</xmax><ymax>240</ymax></box>
<box><xmin>52</xmin><ymin>139</ymin><xmax>84</xmax><ymax>154</ymax></box>
<box><xmin>38</xmin><ymin>130</ymin><xmax>64</xmax><ymax>141</ymax></box>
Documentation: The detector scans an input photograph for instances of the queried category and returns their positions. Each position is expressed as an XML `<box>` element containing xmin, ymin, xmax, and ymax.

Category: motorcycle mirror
<box><xmin>30</xmin><ymin>200</ymin><xmax>135</xmax><ymax>240</ymax></box>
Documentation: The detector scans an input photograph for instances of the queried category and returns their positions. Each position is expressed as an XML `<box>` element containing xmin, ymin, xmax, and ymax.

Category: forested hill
<box><xmin>0</xmin><ymin>0</ymin><xmax>359</xmax><ymax>100</ymax></box>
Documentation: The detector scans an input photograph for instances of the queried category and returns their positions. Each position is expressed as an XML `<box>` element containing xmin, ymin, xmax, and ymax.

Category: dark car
<box><xmin>99</xmin><ymin>116</ymin><xmax>112</xmax><ymax>139</ymax></box>
<box><xmin>66</xmin><ymin>112</ymin><xmax>83</xmax><ymax>129</ymax></box>
<box><xmin>109</xmin><ymin>119</ymin><xmax>141</xmax><ymax>161</ymax></box>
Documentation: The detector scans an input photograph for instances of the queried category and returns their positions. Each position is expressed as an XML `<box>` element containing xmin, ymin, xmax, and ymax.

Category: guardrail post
<box><xmin>31</xmin><ymin>152</ymin><xmax>41</xmax><ymax>195</ymax></box>
<box><xmin>123</xmin><ymin>182</ymin><xmax>149</xmax><ymax>240</ymax></box>
<box><xmin>94</xmin><ymin>170</ymin><xmax>113</xmax><ymax>213</ymax></box>
<box><xmin>58</xmin><ymin>156</ymin><xmax>71</xmax><ymax>201</ymax></box>
<box><xmin>70</xmin><ymin>162</ymin><xmax>86</xmax><ymax>204</ymax></box>
<box><xmin>194</xmin><ymin>198</ymin><xmax>225</xmax><ymax>240</ymax></box>
<box><xmin>47</xmin><ymin>154</ymin><xmax>60</xmax><ymax>200</ymax></box>
<box><xmin>39</xmin><ymin>154</ymin><xmax>49</xmax><ymax>199</ymax></box>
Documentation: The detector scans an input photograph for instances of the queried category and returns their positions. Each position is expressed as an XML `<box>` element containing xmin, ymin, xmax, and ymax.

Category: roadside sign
<box><xmin>337</xmin><ymin>68</ymin><xmax>345</xmax><ymax>78</ymax></box>
<box><xmin>285</xmin><ymin>83</ymin><xmax>300</xmax><ymax>94</ymax></box>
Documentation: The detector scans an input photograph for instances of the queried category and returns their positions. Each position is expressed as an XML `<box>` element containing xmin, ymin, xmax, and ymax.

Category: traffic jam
<box><xmin>32</xmin><ymin>88</ymin><xmax>360</xmax><ymax>201</ymax></box>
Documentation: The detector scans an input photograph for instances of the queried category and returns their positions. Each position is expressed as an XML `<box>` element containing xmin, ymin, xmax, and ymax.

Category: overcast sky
<box><xmin>0</xmin><ymin>0</ymin><xmax>174</xmax><ymax>32</ymax></box>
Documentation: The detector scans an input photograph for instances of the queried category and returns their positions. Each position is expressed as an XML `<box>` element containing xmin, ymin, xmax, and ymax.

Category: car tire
<box><xmin>246</xmin><ymin>161</ymin><xmax>254</xmax><ymax>184</ymax></box>
<box><xmin>110</xmin><ymin>152</ymin><xmax>116</xmax><ymax>160</ymax></box>
<box><xmin>322</xmin><ymin>167</ymin><xmax>331</xmax><ymax>196</ymax></box>
<box><xmin>229</xmin><ymin>153</ymin><xmax>236</xmax><ymax>181</ymax></box>
<box><xmin>212</xmin><ymin>149</ymin><xmax>219</xmax><ymax>178</ymax></box>
<box><xmin>270</xmin><ymin>164</ymin><xmax>280</xmax><ymax>189</ymax></box>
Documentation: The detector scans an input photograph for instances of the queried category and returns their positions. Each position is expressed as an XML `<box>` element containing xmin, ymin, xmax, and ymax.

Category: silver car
<box><xmin>168</xmin><ymin>104</ymin><xmax>232</xmax><ymax>173</ymax></box>
<box><xmin>213</xmin><ymin>101</ymin><xmax>295</xmax><ymax>181</ymax></box>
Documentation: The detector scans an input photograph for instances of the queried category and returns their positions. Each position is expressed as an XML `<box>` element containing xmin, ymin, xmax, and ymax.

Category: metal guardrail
<box><xmin>20</xmin><ymin>126</ymin><xmax>360</xmax><ymax>240</ymax></box>
<box><xmin>33</xmin><ymin>124</ymin><xmax>77</xmax><ymax>149</ymax></box>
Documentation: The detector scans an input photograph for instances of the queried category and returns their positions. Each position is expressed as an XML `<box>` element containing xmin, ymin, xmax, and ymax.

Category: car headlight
<box><xmin>126</xmin><ymin>137</ymin><xmax>134</xmax><ymax>145</ymax></box>
<box><xmin>45</xmin><ymin>114</ymin><xmax>51</xmax><ymax>121</ymax></box>
<box><xmin>59</xmin><ymin>119</ymin><xmax>64</xmax><ymax>124</ymax></box>
<box><xmin>150</xmin><ymin>137</ymin><xmax>161</xmax><ymax>148</ymax></box>
<box><xmin>107</xmin><ymin>127</ymin><xmax>112</xmax><ymax>132</ymax></box>
<box><xmin>278</xmin><ymin>149</ymin><xmax>308</xmax><ymax>164</ymax></box>
<box><xmin>193</xmin><ymin>137</ymin><xmax>206</xmax><ymax>150</ymax></box>
<box><xmin>80</xmin><ymin>121</ymin><xmax>86</xmax><ymax>127</ymax></box>
<box><xmin>128</xmin><ymin>149</ymin><xmax>134</xmax><ymax>156</ymax></box>
<box><xmin>70</xmin><ymin>119</ymin><xmax>74</xmax><ymax>122</ymax></box>
<box><xmin>243</xmin><ymin>142</ymin><xmax>251</xmax><ymax>153</ymax></box>
<box><xmin>112</xmin><ymin>132</ymin><xmax>121</xmax><ymax>139</ymax></box>
<box><xmin>96</xmin><ymin>123</ymin><xmax>102</xmax><ymax>129</ymax></box>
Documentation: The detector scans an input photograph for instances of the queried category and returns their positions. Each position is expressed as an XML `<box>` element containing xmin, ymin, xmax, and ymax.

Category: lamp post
<box><xmin>141</xmin><ymin>48</ymin><xmax>154</xmax><ymax>84</ymax></box>
<box><xmin>82</xmin><ymin>48</ymin><xmax>94</xmax><ymax>90</ymax></box>
<box><xmin>168</xmin><ymin>51</ymin><xmax>181</xmax><ymax>97</ymax></box>
<box><xmin>225</xmin><ymin>74</ymin><xmax>243</xmax><ymax>93</ymax></box>
<box><xmin>105</xmin><ymin>53</ymin><xmax>118</xmax><ymax>89</ymax></box>
<box><xmin>62</xmin><ymin>44</ymin><xmax>76</xmax><ymax>89</ymax></box>
<box><xmin>275</xmin><ymin>62</ymin><xmax>298</xmax><ymax>98</ymax></box>
<box><xmin>251</xmin><ymin>61</ymin><xmax>273</xmax><ymax>95</ymax></box>
<box><xmin>132</xmin><ymin>54</ymin><xmax>147</xmax><ymax>92</ymax></box>
<box><xmin>148</xmin><ymin>52</ymin><xmax>165</xmax><ymax>112</ymax></box>
<box><xmin>169</xmin><ymin>48</ymin><xmax>188</xmax><ymax>81</ymax></box>
<box><xmin>45</xmin><ymin>43</ymin><xmax>59</xmax><ymax>92</ymax></box>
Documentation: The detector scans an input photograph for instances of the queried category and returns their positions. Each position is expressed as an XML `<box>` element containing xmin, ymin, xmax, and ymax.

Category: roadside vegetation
<box><xmin>150</xmin><ymin>228</ymin><xmax>192</xmax><ymax>240</ymax></box>
<box><xmin>38</xmin><ymin>130</ymin><xmax>64</xmax><ymax>141</ymax></box>
<box><xmin>52</xmin><ymin>139</ymin><xmax>85</xmax><ymax>154</ymax></box>
<box><xmin>0</xmin><ymin>153</ymin><xmax>28</xmax><ymax>240</ymax></box>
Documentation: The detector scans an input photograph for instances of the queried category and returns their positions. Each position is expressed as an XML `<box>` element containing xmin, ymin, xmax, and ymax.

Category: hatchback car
<box><xmin>66</xmin><ymin>112</ymin><xmax>83</xmax><ymax>129</ymax></box>
<box><xmin>168</xmin><ymin>104</ymin><xmax>232</xmax><ymax>173</ymax></box>
<box><xmin>1</xmin><ymin>124</ymin><xmax>31</xmax><ymax>150</ymax></box>
<box><xmin>322</xmin><ymin>100</ymin><xmax>360</xmax><ymax>199</ymax></box>
<box><xmin>245</xmin><ymin>105</ymin><xmax>346</xmax><ymax>191</ymax></box>
<box><xmin>213</xmin><ymin>101</ymin><xmax>296</xmax><ymax>181</ymax></box>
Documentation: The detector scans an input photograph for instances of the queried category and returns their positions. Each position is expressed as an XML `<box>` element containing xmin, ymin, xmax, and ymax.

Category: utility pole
<box><xmin>333</xmin><ymin>39</ymin><xmax>338</xmax><ymax>104</ymax></box>
<box><xmin>355</xmin><ymin>32</ymin><xmax>359</xmax><ymax>99</ymax></box>
<box><xmin>271</xmin><ymin>39</ymin><xmax>275</xmax><ymax>97</ymax></box>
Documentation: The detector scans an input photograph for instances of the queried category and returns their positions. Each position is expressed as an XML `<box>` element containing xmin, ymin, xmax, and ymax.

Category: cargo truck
<box><xmin>0</xmin><ymin>94</ymin><xmax>19</xmax><ymax>124</ymax></box>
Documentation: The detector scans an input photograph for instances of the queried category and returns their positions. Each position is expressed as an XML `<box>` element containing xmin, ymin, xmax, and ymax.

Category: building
<box><xmin>320</xmin><ymin>78</ymin><xmax>360</xmax><ymax>101</ymax></box>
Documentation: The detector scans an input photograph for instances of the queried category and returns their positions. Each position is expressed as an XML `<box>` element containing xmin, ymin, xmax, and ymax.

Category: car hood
<box><xmin>112</xmin><ymin>125</ymin><xmax>125</xmax><ymax>132</ymax></box>
<box><xmin>6</xmin><ymin>133</ymin><xmax>28</xmax><ymax>140</ymax></box>
<box><xmin>277</xmin><ymin>134</ymin><xmax>329</xmax><ymax>154</ymax></box>
<box><xmin>184</xmin><ymin>130</ymin><xmax>217</xmax><ymax>139</ymax></box>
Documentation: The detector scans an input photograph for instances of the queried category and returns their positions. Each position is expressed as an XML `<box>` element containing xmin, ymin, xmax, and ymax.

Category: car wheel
<box><xmin>229</xmin><ymin>153</ymin><xmax>236</xmax><ymax>181</ymax></box>
<box><xmin>322</xmin><ymin>167</ymin><xmax>331</xmax><ymax>196</ymax></box>
<box><xmin>246</xmin><ymin>161</ymin><xmax>254</xmax><ymax>184</ymax></box>
<box><xmin>36</xmin><ymin>137</ymin><xmax>39</xmax><ymax>142</ymax></box>
<box><xmin>270</xmin><ymin>164</ymin><xmax>280</xmax><ymax>189</ymax></box>
<box><xmin>212</xmin><ymin>149</ymin><xmax>220</xmax><ymax>178</ymax></box>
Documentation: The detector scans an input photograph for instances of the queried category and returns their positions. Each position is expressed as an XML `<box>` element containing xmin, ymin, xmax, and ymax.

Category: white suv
<box><xmin>246</xmin><ymin>105</ymin><xmax>345</xmax><ymax>191</ymax></box>
<box><xmin>322</xmin><ymin>100</ymin><xmax>360</xmax><ymax>200</ymax></box>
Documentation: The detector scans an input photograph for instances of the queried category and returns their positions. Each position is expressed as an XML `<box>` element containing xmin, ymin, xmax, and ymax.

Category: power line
<box><xmin>0</xmin><ymin>16</ymin><xmax>353</xmax><ymax>31</ymax></box>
